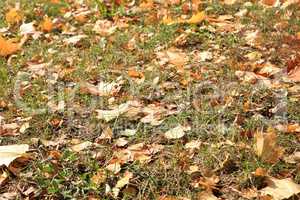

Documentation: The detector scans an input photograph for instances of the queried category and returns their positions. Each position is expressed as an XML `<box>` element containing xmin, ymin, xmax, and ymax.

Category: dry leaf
<box><xmin>261</xmin><ymin>0</ymin><xmax>278</xmax><ymax>6</ymax></box>
<box><xmin>197</xmin><ymin>191</ymin><xmax>219</xmax><ymax>200</ymax></box>
<box><xmin>93</xmin><ymin>20</ymin><xmax>117</xmax><ymax>36</ymax></box>
<box><xmin>41</xmin><ymin>17</ymin><xmax>53</xmax><ymax>32</ymax></box>
<box><xmin>5</xmin><ymin>8</ymin><xmax>22</xmax><ymax>24</ymax></box>
<box><xmin>275</xmin><ymin>123</ymin><xmax>300</xmax><ymax>133</ymax></box>
<box><xmin>288</xmin><ymin>66</ymin><xmax>300</xmax><ymax>82</ymax></box>
<box><xmin>112</xmin><ymin>171</ymin><xmax>133</xmax><ymax>197</ymax></box>
<box><xmin>115</xmin><ymin>138</ymin><xmax>128</xmax><ymax>147</ymax></box>
<box><xmin>80</xmin><ymin>81</ymin><xmax>121</xmax><ymax>97</ymax></box>
<box><xmin>70</xmin><ymin>141</ymin><xmax>92</xmax><ymax>152</ymax></box>
<box><xmin>106</xmin><ymin>162</ymin><xmax>121</xmax><ymax>174</ymax></box>
<box><xmin>260</xmin><ymin>177</ymin><xmax>300</xmax><ymax>200</ymax></box>
<box><xmin>0</xmin><ymin>36</ymin><xmax>20</xmax><ymax>57</ymax></box>
<box><xmin>0</xmin><ymin>170</ymin><xmax>9</xmax><ymax>187</ymax></box>
<box><xmin>20</xmin><ymin>22</ymin><xmax>37</xmax><ymax>36</ymax></box>
<box><xmin>91</xmin><ymin>169</ymin><xmax>106</xmax><ymax>185</ymax></box>
<box><xmin>223</xmin><ymin>0</ymin><xmax>237</xmax><ymax>5</ymax></box>
<box><xmin>0</xmin><ymin>144</ymin><xmax>29</xmax><ymax>167</ymax></box>
<box><xmin>63</xmin><ymin>35</ymin><xmax>87</xmax><ymax>45</ymax></box>
<box><xmin>187</xmin><ymin>11</ymin><xmax>206</xmax><ymax>24</ymax></box>
<box><xmin>284</xmin><ymin>151</ymin><xmax>300</xmax><ymax>164</ymax></box>
<box><xmin>96</xmin><ymin>102</ymin><xmax>130</xmax><ymax>122</ymax></box>
<box><xmin>163</xmin><ymin>11</ymin><xmax>206</xmax><ymax>25</ymax></box>
<box><xmin>96</xmin><ymin>126</ymin><xmax>113</xmax><ymax>141</ymax></box>
<box><xmin>164</xmin><ymin>125</ymin><xmax>189</xmax><ymax>139</ymax></box>
<box><xmin>254</xmin><ymin>130</ymin><xmax>284</xmax><ymax>163</ymax></box>
<box><xmin>185</xmin><ymin>140</ymin><xmax>201</xmax><ymax>149</ymax></box>
<box><xmin>120</xmin><ymin>129</ymin><xmax>137</xmax><ymax>137</ymax></box>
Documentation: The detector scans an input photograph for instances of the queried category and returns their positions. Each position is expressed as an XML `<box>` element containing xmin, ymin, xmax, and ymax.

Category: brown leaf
<box><xmin>254</xmin><ymin>129</ymin><xmax>284</xmax><ymax>163</ymax></box>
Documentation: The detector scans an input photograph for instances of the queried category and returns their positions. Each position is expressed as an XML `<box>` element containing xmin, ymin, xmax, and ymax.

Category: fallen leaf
<box><xmin>284</xmin><ymin>151</ymin><xmax>300</xmax><ymax>164</ymax></box>
<box><xmin>63</xmin><ymin>35</ymin><xmax>87</xmax><ymax>45</ymax></box>
<box><xmin>91</xmin><ymin>169</ymin><xmax>106</xmax><ymax>185</ymax></box>
<box><xmin>288</xmin><ymin>66</ymin><xmax>300</xmax><ymax>82</ymax></box>
<box><xmin>260</xmin><ymin>177</ymin><xmax>300</xmax><ymax>200</ymax></box>
<box><xmin>185</xmin><ymin>140</ymin><xmax>201</xmax><ymax>149</ymax></box>
<box><xmin>80</xmin><ymin>81</ymin><xmax>121</xmax><ymax>97</ymax></box>
<box><xmin>0</xmin><ymin>170</ymin><xmax>9</xmax><ymax>186</ymax></box>
<box><xmin>112</xmin><ymin>171</ymin><xmax>133</xmax><ymax>197</ymax></box>
<box><xmin>0</xmin><ymin>36</ymin><xmax>20</xmax><ymax>57</ymax></box>
<box><xmin>19</xmin><ymin>122</ymin><xmax>29</xmax><ymax>134</ymax></box>
<box><xmin>163</xmin><ymin>11</ymin><xmax>206</xmax><ymax>25</ymax></box>
<box><xmin>96</xmin><ymin>102</ymin><xmax>130</xmax><ymax>122</ymax></box>
<box><xmin>0</xmin><ymin>123</ymin><xmax>19</xmax><ymax>136</ymax></box>
<box><xmin>257</xmin><ymin>63</ymin><xmax>282</xmax><ymax>77</ymax></box>
<box><xmin>197</xmin><ymin>191</ymin><xmax>219</xmax><ymax>200</ymax></box>
<box><xmin>115</xmin><ymin>138</ymin><xmax>128</xmax><ymax>147</ymax></box>
<box><xmin>106</xmin><ymin>162</ymin><xmax>121</xmax><ymax>174</ymax></box>
<box><xmin>120</xmin><ymin>129</ymin><xmax>137</xmax><ymax>137</ymax></box>
<box><xmin>70</xmin><ymin>141</ymin><xmax>92</xmax><ymax>152</ymax></box>
<box><xmin>5</xmin><ymin>8</ymin><xmax>22</xmax><ymax>24</ymax></box>
<box><xmin>223</xmin><ymin>0</ymin><xmax>237</xmax><ymax>5</ymax></box>
<box><xmin>196</xmin><ymin>51</ymin><xmax>213</xmax><ymax>62</ymax></box>
<box><xmin>164</xmin><ymin>125</ymin><xmax>189</xmax><ymax>139</ymax></box>
<box><xmin>96</xmin><ymin>126</ymin><xmax>113</xmax><ymax>141</ymax></box>
<box><xmin>254</xmin><ymin>130</ymin><xmax>284</xmax><ymax>163</ymax></box>
<box><xmin>275</xmin><ymin>123</ymin><xmax>300</xmax><ymax>133</ymax></box>
<box><xmin>0</xmin><ymin>144</ymin><xmax>29</xmax><ymax>167</ymax></box>
<box><xmin>128</xmin><ymin>69</ymin><xmax>144</xmax><ymax>78</ymax></box>
<box><xmin>41</xmin><ymin>17</ymin><xmax>53</xmax><ymax>32</ymax></box>
<box><xmin>261</xmin><ymin>0</ymin><xmax>278</xmax><ymax>6</ymax></box>
<box><xmin>187</xmin><ymin>11</ymin><xmax>206</xmax><ymax>24</ymax></box>
<box><xmin>93</xmin><ymin>20</ymin><xmax>117</xmax><ymax>36</ymax></box>
<box><xmin>20</xmin><ymin>22</ymin><xmax>37</xmax><ymax>36</ymax></box>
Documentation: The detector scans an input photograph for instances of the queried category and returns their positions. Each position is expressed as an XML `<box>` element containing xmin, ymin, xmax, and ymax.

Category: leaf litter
<box><xmin>1</xmin><ymin>0</ymin><xmax>300</xmax><ymax>199</ymax></box>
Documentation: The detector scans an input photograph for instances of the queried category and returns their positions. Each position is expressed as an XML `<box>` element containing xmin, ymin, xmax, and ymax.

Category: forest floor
<box><xmin>1</xmin><ymin>0</ymin><xmax>300</xmax><ymax>199</ymax></box>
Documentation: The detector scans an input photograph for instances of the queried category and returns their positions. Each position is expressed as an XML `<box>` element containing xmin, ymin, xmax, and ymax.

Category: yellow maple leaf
<box><xmin>5</xmin><ymin>8</ymin><xmax>23</xmax><ymax>24</ymax></box>
<box><xmin>41</xmin><ymin>17</ymin><xmax>53</xmax><ymax>32</ymax></box>
<box><xmin>0</xmin><ymin>36</ymin><xmax>20</xmax><ymax>57</ymax></box>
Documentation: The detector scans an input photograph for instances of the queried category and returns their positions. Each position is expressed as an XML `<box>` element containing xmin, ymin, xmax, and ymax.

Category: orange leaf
<box><xmin>261</xmin><ymin>0</ymin><xmax>277</xmax><ymax>6</ymax></box>
<box><xmin>0</xmin><ymin>36</ymin><xmax>20</xmax><ymax>57</ymax></box>
<box><xmin>128</xmin><ymin>69</ymin><xmax>144</xmax><ymax>78</ymax></box>
<box><xmin>41</xmin><ymin>17</ymin><xmax>53</xmax><ymax>32</ymax></box>
<box><xmin>5</xmin><ymin>8</ymin><xmax>22</xmax><ymax>24</ymax></box>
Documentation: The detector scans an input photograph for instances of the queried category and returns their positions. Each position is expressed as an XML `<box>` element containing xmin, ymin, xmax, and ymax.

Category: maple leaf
<box><xmin>0</xmin><ymin>36</ymin><xmax>20</xmax><ymax>57</ymax></box>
